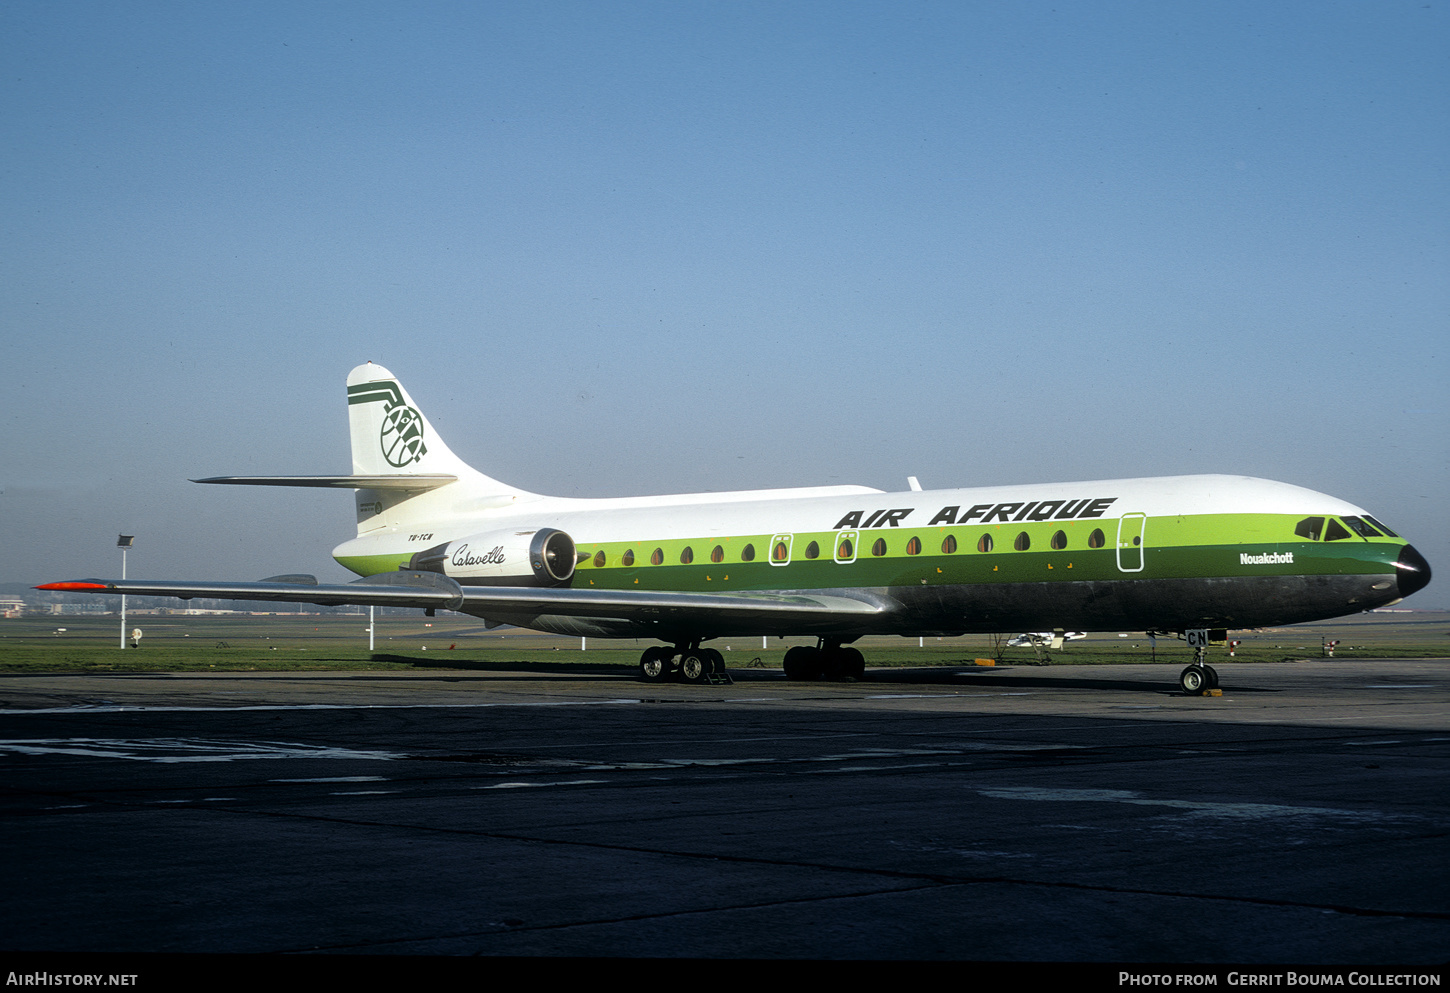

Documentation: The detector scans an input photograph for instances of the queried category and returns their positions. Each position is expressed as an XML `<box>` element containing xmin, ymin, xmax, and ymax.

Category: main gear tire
<box><xmin>680</xmin><ymin>652</ymin><xmax>708</xmax><ymax>683</ymax></box>
<box><xmin>639</xmin><ymin>647</ymin><xmax>670</xmax><ymax>683</ymax></box>
<box><xmin>783</xmin><ymin>646</ymin><xmax>821</xmax><ymax>680</ymax></box>
<box><xmin>701</xmin><ymin>648</ymin><xmax>725</xmax><ymax>675</ymax></box>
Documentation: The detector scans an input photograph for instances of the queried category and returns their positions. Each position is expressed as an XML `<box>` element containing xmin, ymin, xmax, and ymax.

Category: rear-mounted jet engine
<box><xmin>408</xmin><ymin>528</ymin><xmax>575</xmax><ymax>587</ymax></box>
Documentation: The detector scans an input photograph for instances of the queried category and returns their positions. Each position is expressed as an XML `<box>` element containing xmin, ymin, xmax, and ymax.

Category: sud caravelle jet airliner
<box><xmin>42</xmin><ymin>362</ymin><xmax>1432</xmax><ymax>692</ymax></box>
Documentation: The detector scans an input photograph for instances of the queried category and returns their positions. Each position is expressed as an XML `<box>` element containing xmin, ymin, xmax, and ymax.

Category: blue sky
<box><xmin>3</xmin><ymin>1</ymin><xmax>1446</xmax><ymax>607</ymax></box>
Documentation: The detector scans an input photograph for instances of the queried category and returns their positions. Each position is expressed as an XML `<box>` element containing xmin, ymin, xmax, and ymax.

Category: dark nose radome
<box><xmin>1396</xmin><ymin>545</ymin><xmax>1432</xmax><ymax>598</ymax></box>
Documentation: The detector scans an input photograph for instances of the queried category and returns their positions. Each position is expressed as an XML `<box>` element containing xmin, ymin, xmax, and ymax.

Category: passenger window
<box><xmin>772</xmin><ymin>540</ymin><xmax>789</xmax><ymax>562</ymax></box>
<box><xmin>1088</xmin><ymin>529</ymin><xmax>1105</xmax><ymax>549</ymax></box>
<box><xmin>741</xmin><ymin>543</ymin><xmax>755</xmax><ymax>562</ymax></box>
<box><xmin>1014</xmin><ymin>532</ymin><xmax>1030</xmax><ymax>551</ymax></box>
<box><xmin>650</xmin><ymin>548</ymin><xmax>663</xmax><ymax>566</ymax></box>
<box><xmin>805</xmin><ymin>541</ymin><xmax>820</xmax><ymax>559</ymax></box>
<box><xmin>941</xmin><ymin>535</ymin><xmax>957</xmax><ymax>554</ymax></box>
<box><xmin>1364</xmin><ymin>515</ymin><xmax>1399</xmax><ymax>538</ymax></box>
<box><xmin>872</xmin><ymin>538</ymin><xmax>887</xmax><ymax>556</ymax></box>
<box><xmin>977</xmin><ymin>533</ymin><xmax>993</xmax><ymax>553</ymax></box>
<box><xmin>593</xmin><ymin>550</ymin><xmax>606</xmax><ymax>568</ymax></box>
<box><xmin>906</xmin><ymin>537</ymin><xmax>921</xmax><ymax>556</ymax></box>
<box><xmin>1295</xmin><ymin>517</ymin><xmax>1325</xmax><ymax>541</ymax></box>
<box><xmin>1341</xmin><ymin>516</ymin><xmax>1382</xmax><ymax>538</ymax></box>
<box><xmin>622</xmin><ymin>549</ymin><xmax>635</xmax><ymax>567</ymax></box>
<box><xmin>680</xmin><ymin>546</ymin><xmax>694</xmax><ymax>564</ymax></box>
<box><xmin>1050</xmin><ymin>530</ymin><xmax>1067</xmax><ymax>550</ymax></box>
<box><xmin>711</xmin><ymin>545</ymin><xmax>724</xmax><ymax>563</ymax></box>
<box><xmin>836</xmin><ymin>538</ymin><xmax>854</xmax><ymax>560</ymax></box>
<box><xmin>1325</xmin><ymin>519</ymin><xmax>1352</xmax><ymax>541</ymax></box>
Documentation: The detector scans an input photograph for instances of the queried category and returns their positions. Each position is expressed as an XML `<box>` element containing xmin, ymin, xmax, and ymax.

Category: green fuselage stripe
<box><xmin>335</xmin><ymin>513</ymin><xmax>1402</xmax><ymax>588</ymax></box>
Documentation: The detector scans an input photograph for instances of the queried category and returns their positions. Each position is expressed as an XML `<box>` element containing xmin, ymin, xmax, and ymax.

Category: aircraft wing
<box><xmin>453</xmin><ymin>586</ymin><xmax>890</xmax><ymax>634</ymax></box>
<box><xmin>38</xmin><ymin>574</ymin><xmax>466</xmax><ymax>611</ymax></box>
<box><xmin>37</xmin><ymin>575</ymin><xmax>891</xmax><ymax>635</ymax></box>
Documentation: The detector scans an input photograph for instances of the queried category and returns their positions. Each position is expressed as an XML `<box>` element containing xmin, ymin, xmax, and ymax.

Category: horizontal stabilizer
<box><xmin>193</xmin><ymin>475</ymin><xmax>457</xmax><ymax>491</ymax></box>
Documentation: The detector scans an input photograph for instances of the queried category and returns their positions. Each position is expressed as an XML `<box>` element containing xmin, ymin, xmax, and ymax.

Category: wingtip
<box><xmin>35</xmin><ymin>581</ymin><xmax>108</xmax><ymax>591</ymax></box>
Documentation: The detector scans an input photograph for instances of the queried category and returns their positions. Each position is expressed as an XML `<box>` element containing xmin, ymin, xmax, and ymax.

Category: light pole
<box><xmin>117</xmin><ymin>535</ymin><xmax>134</xmax><ymax>649</ymax></box>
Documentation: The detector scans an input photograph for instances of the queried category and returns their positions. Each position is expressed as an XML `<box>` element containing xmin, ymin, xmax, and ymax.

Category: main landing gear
<box><xmin>638</xmin><ymin>643</ymin><xmax>731</xmax><ymax>684</ymax></box>
<box><xmin>782</xmin><ymin>639</ymin><xmax>866</xmax><ymax>681</ymax></box>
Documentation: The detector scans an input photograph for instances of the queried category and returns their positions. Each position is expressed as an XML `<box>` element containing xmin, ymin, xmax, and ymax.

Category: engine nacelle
<box><xmin>407</xmin><ymin>528</ymin><xmax>576</xmax><ymax>587</ymax></box>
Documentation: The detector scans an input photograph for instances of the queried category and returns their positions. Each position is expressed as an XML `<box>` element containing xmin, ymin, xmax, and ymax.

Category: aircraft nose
<box><xmin>1396</xmin><ymin>545</ymin><xmax>1432</xmax><ymax>598</ymax></box>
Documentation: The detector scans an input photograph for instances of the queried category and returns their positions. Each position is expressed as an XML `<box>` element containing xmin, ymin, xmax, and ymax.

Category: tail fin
<box><xmin>346</xmin><ymin>363</ymin><xmax>526</xmax><ymax>533</ymax></box>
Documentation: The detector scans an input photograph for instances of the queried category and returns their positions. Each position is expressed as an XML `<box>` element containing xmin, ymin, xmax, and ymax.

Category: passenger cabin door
<box><xmin>1116</xmin><ymin>513</ymin><xmax>1147</xmax><ymax>572</ymax></box>
<box><xmin>769</xmin><ymin>534</ymin><xmax>793</xmax><ymax>567</ymax></box>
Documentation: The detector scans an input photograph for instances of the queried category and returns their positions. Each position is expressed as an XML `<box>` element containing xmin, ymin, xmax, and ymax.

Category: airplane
<box><xmin>40</xmin><ymin>362</ymin><xmax>1432</xmax><ymax>693</ymax></box>
<box><xmin>1007</xmin><ymin>631</ymin><xmax>1086</xmax><ymax>648</ymax></box>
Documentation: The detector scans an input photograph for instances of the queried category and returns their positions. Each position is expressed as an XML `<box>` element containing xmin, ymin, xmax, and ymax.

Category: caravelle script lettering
<box><xmin>451</xmin><ymin>544</ymin><xmax>506</xmax><ymax>567</ymax></box>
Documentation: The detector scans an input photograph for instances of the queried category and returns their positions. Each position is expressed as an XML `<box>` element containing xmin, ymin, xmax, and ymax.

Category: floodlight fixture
<box><xmin>117</xmin><ymin>536</ymin><xmax>134</xmax><ymax>647</ymax></box>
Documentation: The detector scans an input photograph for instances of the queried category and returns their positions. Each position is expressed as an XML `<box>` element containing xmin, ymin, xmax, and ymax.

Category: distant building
<box><xmin>51</xmin><ymin>603</ymin><xmax>110</xmax><ymax>616</ymax></box>
<box><xmin>0</xmin><ymin>597</ymin><xmax>25</xmax><ymax>618</ymax></box>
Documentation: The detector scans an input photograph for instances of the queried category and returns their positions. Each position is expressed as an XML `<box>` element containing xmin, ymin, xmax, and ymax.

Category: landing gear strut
<box><xmin>782</xmin><ymin>639</ymin><xmax>865</xmax><ymax>681</ymax></box>
<box><xmin>637</xmin><ymin>643</ymin><xmax>730</xmax><ymax>684</ymax></box>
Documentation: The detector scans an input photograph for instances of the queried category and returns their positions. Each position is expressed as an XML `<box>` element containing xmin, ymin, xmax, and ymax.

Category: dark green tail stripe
<box><xmin>347</xmin><ymin>382</ymin><xmax>404</xmax><ymax>406</ymax></box>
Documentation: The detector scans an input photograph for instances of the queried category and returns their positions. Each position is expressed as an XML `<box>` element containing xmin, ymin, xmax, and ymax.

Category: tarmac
<box><xmin>0</xmin><ymin>658</ymin><xmax>1446</xmax><ymax>965</ymax></box>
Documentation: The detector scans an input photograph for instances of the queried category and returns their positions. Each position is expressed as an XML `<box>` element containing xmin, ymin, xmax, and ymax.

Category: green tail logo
<box><xmin>348</xmin><ymin>381</ymin><xmax>428</xmax><ymax>467</ymax></box>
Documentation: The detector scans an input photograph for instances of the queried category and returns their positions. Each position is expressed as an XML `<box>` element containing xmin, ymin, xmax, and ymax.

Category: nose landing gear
<box><xmin>1178</xmin><ymin>629</ymin><xmax>1221</xmax><ymax>694</ymax></box>
<box><xmin>1178</xmin><ymin>662</ymin><xmax>1219</xmax><ymax>693</ymax></box>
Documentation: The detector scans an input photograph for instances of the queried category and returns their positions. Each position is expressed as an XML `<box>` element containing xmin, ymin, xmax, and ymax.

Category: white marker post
<box><xmin>369</xmin><ymin>605</ymin><xmax>375</xmax><ymax>652</ymax></box>
<box><xmin>117</xmin><ymin>535</ymin><xmax>134</xmax><ymax>649</ymax></box>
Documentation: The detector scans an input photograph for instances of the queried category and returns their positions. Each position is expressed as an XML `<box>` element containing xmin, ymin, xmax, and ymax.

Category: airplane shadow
<box><xmin>366</xmin><ymin>654</ymin><xmax>637</xmax><ymax>679</ymax></box>
<box><xmin>862</xmin><ymin>666</ymin><xmax>1273</xmax><ymax>694</ymax></box>
<box><xmin>370</xmin><ymin>654</ymin><xmax>1270</xmax><ymax>694</ymax></box>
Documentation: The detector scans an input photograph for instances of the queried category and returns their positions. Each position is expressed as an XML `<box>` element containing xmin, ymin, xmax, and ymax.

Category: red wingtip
<box><xmin>35</xmin><ymin>582</ymin><xmax>108</xmax><ymax>591</ymax></box>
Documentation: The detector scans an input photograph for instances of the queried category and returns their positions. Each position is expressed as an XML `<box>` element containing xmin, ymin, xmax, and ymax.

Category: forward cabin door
<box><xmin>1116</xmin><ymin>513</ymin><xmax>1147</xmax><ymax>572</ymax></box>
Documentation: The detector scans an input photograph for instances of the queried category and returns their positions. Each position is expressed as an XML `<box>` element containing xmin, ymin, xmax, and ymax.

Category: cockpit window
<box><xmin>1295</xmin><ymin>517</ymin><xmax>1325</xmax><ymax>541</ymax></box>
<box><xmin>1324</xmin><ymin>519</ymin><xmax>1352</xmax><ymax>541</ymax></box>
<box><xmin>1364</xmin><ymin>515</ymin><xmax>1399</xmax><ymax>538</ymax></box>
<box><xmin>1341</xmin><ymin>516</ymin><xmax>1382</xmax><ymax>538</ymax></box>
